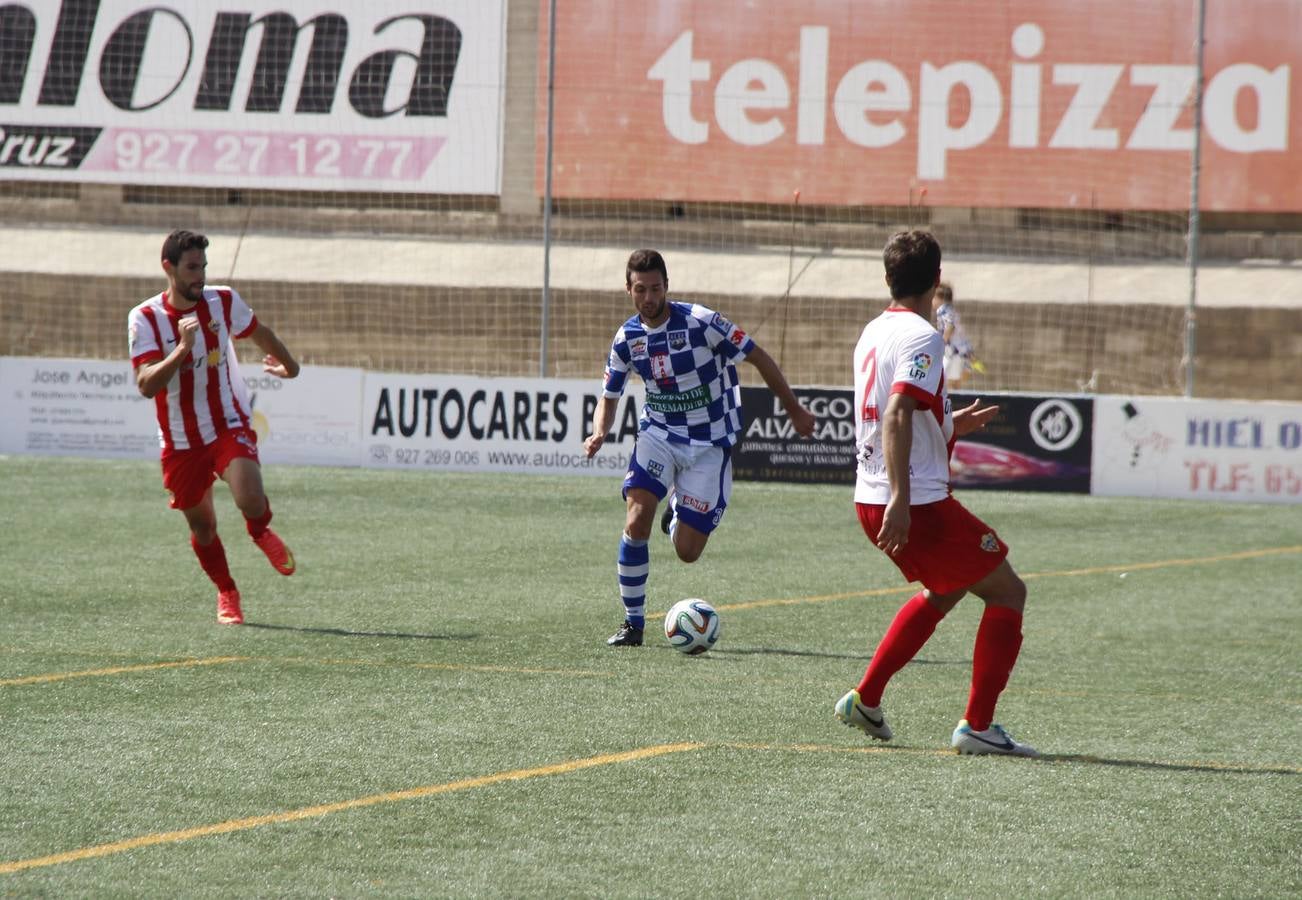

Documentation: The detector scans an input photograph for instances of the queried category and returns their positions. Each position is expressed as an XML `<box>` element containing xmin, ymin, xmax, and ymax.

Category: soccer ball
<box><xmin>664</xmin><ymin>598</ymin><xmax>720</xmax><ymax>655</ymax></box>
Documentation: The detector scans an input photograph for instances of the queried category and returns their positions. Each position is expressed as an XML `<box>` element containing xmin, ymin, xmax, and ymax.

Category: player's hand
<box><xmin>789</xmin><ymin>404</ymin><xmax>816</xmax><ymax>438</ymax></box>
<box><xmin>953</xmin><ymin>398</ymin><xmax>999</xmax><ymax>437</ymax></box>
<box><xmin>876</xmin><ymin>501</ymin><xmax>910</xmax><ymax>557</ymax></box>
<box><xmin>177</xmin><ymin>315</ymin><xmax>200</xmax><ymax>351</ymax></box>
<box><xmin>262</xmin><ymin>355</ymin><xmax>299</xmax><ymax>378</ymax></box>
<box><xmin>583</xmin><ymin>433</ymin><xmax>605</xmax><ymax>458</ymax></box>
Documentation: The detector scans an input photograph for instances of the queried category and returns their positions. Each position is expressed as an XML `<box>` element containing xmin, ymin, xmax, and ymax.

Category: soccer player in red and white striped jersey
<box><xmin>129</xmin><ymin>229</ymin><xmax>300</xmax><ymax>625</ymax></box>
<box><xmin>834</xmin><ymin>230</ymin><xmax>1039</xmax><ymax>756</ymax></box>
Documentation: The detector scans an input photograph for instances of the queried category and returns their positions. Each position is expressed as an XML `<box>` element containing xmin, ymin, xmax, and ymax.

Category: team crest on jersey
<box><xmin>980</xmin><ymin>533</ymin><xmax>1000</xmax><ymax>552</ymax></box>
<box><xmin>207</xmin><ymin>319</ymin><xmax>220</xmax><ymax>333</ymax></box>
<box><xmin>628</xmin><ymin>337</ymin><xmax>648</xmax><ymax>358</ymax></box>
<box><xmin>668</xmin><ymin>330</ymin><xmax>687</xmax><ymax>351</ymax></box>
<box><xmin>908</xmin><ymin>352</ymin><xmax>933</xmax><ymax>379</ymax></box>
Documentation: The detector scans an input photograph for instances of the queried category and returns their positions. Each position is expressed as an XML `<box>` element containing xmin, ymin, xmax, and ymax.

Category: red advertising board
<box><xmin>538</xmin><ymin>0</ymin><xmax>1301</xmax><ymax>211</ymax></box>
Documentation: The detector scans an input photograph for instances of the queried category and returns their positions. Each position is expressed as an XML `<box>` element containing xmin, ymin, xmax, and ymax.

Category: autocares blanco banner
<box><xmin>1</xmin><ymin>0</ymin><xmax>505</xmax><ymax>193</ymax></box>
<box><xmin>361</xmin><ymin>372</ymin><xmax>644</xmax><ymax>476</ymax></box>
<box><xmin>1092</xmin><ymin>395</ymin><xmax>1302</xmax><ymax>503</ymax></box>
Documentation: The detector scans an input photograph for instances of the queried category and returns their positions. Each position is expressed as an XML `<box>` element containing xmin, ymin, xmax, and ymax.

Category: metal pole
<box><xmin>1184</xmin><ymin>0</ymin><xmax>1206</xmax><ymax>397</ymax></box>
<box><xmin>540</xmin><ymin>0</ymin><xmax>558</xmax><ymax>378</ymax></box>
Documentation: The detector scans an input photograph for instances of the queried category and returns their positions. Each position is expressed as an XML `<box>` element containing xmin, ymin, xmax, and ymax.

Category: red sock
<box><xmin>964</xmin><ymin>605</ymin><xmax>1024</xmax><ymax>731</ymax></box>
<box><xmin>191</xmin><ymin>534</ymin><xmax>236</xmax><ymax>592</ymax></box>
<box><xmin>244</xmin><ymin>499</ymin><xmax>272</xmax><ymax>539</ymax></box>
<box><xmin>856</xmin><ymin>592</ymin><xmax>946</xmax><ymax>706</ymax></box>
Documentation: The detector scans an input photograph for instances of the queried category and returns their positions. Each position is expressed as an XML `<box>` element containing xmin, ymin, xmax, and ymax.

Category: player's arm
<box><xmin>744</xmin><ymin>345</ymin><xmax>815</xmax><ymax>437</ymax></box>
<box><xmin>134</xmin><ymin>315</ymin><xmax>200</xmax><ymax>398</ymax></box>
<box><xmin>877</xmin><ymin>391</ymin><xmax>917</xmax><ymax>556</ymax></box>
<box><xmin>584</xmin><ymin>395</ymin><xmax>619</xmax><ymax>458</ymax></box>
<box><xmin>245</xmin><ymin>322</ymin><xmax>300</xmax><ymax>379</ymax></box>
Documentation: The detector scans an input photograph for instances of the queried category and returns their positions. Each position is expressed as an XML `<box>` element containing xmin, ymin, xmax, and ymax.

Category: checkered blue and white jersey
<box><xmin>601</xmin><ymin>301</ymin><xmax>755</xmax><ymax>447</ymax></box>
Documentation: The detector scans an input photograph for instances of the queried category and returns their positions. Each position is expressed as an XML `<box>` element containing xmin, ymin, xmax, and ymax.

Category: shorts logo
<box><xmin>668</xmin><ymin>330</ymin><xmax>687</xmax><ymax>351</ymax></box>
<box><xmin>681</xmin><ymin>493</ymin><xmax>710</xmax><ymax>513</ymax></box>
<box><xmin>235</xmin><ymin>432</ymin><xmax>257</xmax><ymax>452</ymax></box>
<box><xmin>908</xmin><ymin>352</ymin><xmax>933</xmax><ymax>380</ymax></box>
<box><xmin>980</xmin><ymin>533</ymin><xmax>1000</xmax><ymax>552</ymax></box>
<box><xmin>646</xmin><ymin>460</ymin><xmax>664</xmax><ymax>478</ymax></box>
<box><xmin>712</xmin><ymin>508</ymin><xmax>725</xmax><ymax>525</ymax></box>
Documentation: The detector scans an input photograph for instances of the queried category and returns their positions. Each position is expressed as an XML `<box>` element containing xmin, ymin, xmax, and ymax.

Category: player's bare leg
<box><xmin>670</xmin><ymin>520</ymin><xmax>709</xmax><ymax>563</ymax></box>
<box><xmin>181</xmin><ymin>489</ymin><xmax>242</xmax><ymax>624</ymax></box>
<box><xmin>224</xmin><ymin>457</ymin><xmax>295</xmax><ymax>576</ymax></box>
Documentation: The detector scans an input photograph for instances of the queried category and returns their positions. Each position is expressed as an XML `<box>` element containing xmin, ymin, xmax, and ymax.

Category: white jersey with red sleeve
<box><xmin>853</xmin><ymin>307</ymin><xmax>955</xmax><ymax>505</ymax></box>
<box><xmin>127</xmin><ymin>285</ymin><xmax>258</xmax><ymax>451</ymax></box>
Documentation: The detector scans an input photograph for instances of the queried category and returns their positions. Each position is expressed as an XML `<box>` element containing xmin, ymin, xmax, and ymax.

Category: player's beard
<box><xmin>639</xmin><ymin>296</ymin><xmax>667</xmax><ymax>325</ymax></box>
<box><xmin>183</xmin><ymin>281</ymin><xmax>205</xmax><ymax>301</ymax></box>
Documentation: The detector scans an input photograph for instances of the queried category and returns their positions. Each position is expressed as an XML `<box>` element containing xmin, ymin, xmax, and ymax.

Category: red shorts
<box><xmin>161</xmin><ymin>428</ymin><xmax>260</xmax><ymax>510</ymax></box>
<box><xmin>856</xmin><ymin>496</ymin><xmax>1009</xmax><ymax>595</ymax></box>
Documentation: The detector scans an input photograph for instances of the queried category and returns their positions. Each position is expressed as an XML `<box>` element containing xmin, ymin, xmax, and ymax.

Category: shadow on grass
<box><xmin>243</xmin><ymin>622</ymin><xmax>478</xmax><ymax>641</ymax></box>
<box><xmin>1038</xmin><ymin>753</ymin><xmax>1299</xmax><ymax>777</ymax></box>
<box><xmin>714</xmin><ymin>646</ymin><xmax>965</xmax><ymax>664</ymax></box>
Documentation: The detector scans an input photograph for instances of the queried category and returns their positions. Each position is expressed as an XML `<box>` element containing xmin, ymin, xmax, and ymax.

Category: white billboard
<box><xmin>1092</xmin><ymin>395</ymin><xmax>1302</xmax><ymax>504</ymax></box>
<box><xmin>361</xmin><ymin>372</ymin><xmax>644</xmax><ymax>477</ymax></box>
<box><xmin>0</xmin><ymin>356</ymin><xmax>364</xmax><ymax>467</ymax></box>
<box><xmin>0</xmin><ymin>0</ymin><xmax>504</xmax><ymax>193</ymax></box>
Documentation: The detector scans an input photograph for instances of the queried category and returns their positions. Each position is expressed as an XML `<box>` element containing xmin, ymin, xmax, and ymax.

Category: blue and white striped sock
<box><xmin>617</xmin><ymin>533</ymin><xmax>648</xmax><ymax>629</ymax></box>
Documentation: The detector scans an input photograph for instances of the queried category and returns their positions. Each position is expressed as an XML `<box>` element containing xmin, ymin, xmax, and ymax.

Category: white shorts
<box><xmin>622</xmin><ymin>429</ymin><xmax>732</xmax><ymax>534</ymax></box>
<box><xmin>944</xmin><ymin>348</ymin><xmax>968</xmax><ymax>382</ymax></box>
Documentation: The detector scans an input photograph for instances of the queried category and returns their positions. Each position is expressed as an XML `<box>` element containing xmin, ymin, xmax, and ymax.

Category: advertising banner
<box><xmin>733</xmin><ymin>386</ymin><xmax>1092</xmax><ymax>492</ymax></box>
<box><xmin>541</xmin><ymin>0</ymin><xmax>1301</xmax><ymax>212</ymax></box>
<box><xmin>0</xmin><ymin>356</ymin><xmax>157</xmax><ymax>458</ymax></box>
<box><xmin>949</xmin><ymin>392</ymin><xmax>1092</xmax><ymax>493</ymax></box>
<box><xmin>734</xmin><ymin>385</ymin><xmax>856</xmax><ymax>485</ymax></box>
<box><xmin>244</xmin><ymin>365</ymin><xmax>364</xmax><ymax>467</ymax></box>
<box><xmin>2</xmin><ymin>0</ymin><xmax>504</xmax><ymax>193</ymax></box>
<box><xmin>0</xmin><ymin>356</ymin><xmax>364</xmax><ymax>466</ymax></box>
<box><xmin>1092</xmin><ymin>396</ymin><xmax>1302</xmax><ymax>503</ymax></box>
<box><xmin>361</xmin><ymin>372</ymin><xmax>644</xmax><ymax>476</ymax></box>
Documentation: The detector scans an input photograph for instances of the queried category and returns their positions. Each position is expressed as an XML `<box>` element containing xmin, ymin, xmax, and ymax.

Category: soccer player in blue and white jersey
<box><xmin>583</xmin><ymin>249</ymin><xmax>815</xmax><ymax>646</ymax></box>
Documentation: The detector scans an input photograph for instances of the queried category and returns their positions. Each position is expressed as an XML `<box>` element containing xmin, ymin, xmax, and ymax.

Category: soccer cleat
<box><xmin>217</xmin><ymin>588</ymin><xmax>243</xmax><ymax>625</ymax></box>
<box><xmin>606</xmin><ymin>621</ymin><xmax>644</xmax><ymax>647</ymax></box>
<box><xmin>660</xmin><ymin>501</ymin><xmax>675</xmax><ymax>536</ymax></box>
<box><xmin>834</xmin><ymin>689</ymin><xmax>893</xmax><ymax>741</ymax></box>
<box><xmin>253</xmin><ymin>528</ymin><xmax>296</xmax><ymax>576</ymax></box>
<box><xmin>951</xmin><ymin>720</ymin><xmax>1039</xmax><ymax>757</ymax></box>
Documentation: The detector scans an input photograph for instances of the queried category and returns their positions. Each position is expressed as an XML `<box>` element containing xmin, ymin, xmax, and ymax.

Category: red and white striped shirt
<box><xmin>128</xmin><ymin>286</ymin><xmax>258</xmax><ymax>451</ymax></box>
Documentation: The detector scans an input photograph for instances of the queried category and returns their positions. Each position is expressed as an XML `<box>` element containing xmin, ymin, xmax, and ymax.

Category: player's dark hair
<box><xmin>626</xmin><ymin>249</ymin><xmax>668</xmax><ymax>288</ymax></box>
<box><xmin>162</xmin><ymin>229</ymin><xmax>209</xmax><ymax>266</ymax></box>
<box><xmin>883</xmin><ymin>230</ymin><xmax>942</xmax><ymax>300</ymax></box>
<box><xmin>935</xmin><ymin>281</ymin><xmax>953</xmax><ymax>303</ymax></box>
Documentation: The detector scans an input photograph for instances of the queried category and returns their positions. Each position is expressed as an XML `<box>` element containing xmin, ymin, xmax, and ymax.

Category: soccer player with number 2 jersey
<box><xmin>128</xmin><ymin>230</ymin><xmax>300</xmax><ymax>626</ymax></box>
<box><xmin>834</xmin><ymin>230</ymin><xmax>1039</xmax><ymax>756</ymax></box>
<box><xmin>584</xmin><ymin>249</ymin><xmax>815</xmax><ymax>647</ymax></box>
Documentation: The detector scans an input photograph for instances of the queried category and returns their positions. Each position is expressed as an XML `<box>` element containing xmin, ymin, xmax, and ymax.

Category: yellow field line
<box><xmin>0</xmin><ymin>742</ymin><xmax>704</xmax><ymax>876</ymax></box>
<box><xmin>682</xmin><ymin>543</ymin><xmax>1302</xmax><ymax>617</ymax></box>
<box><xmin>0</xmin><ymin>656</ymin><xmax>248</xmax><ymax>687</ymax></box>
